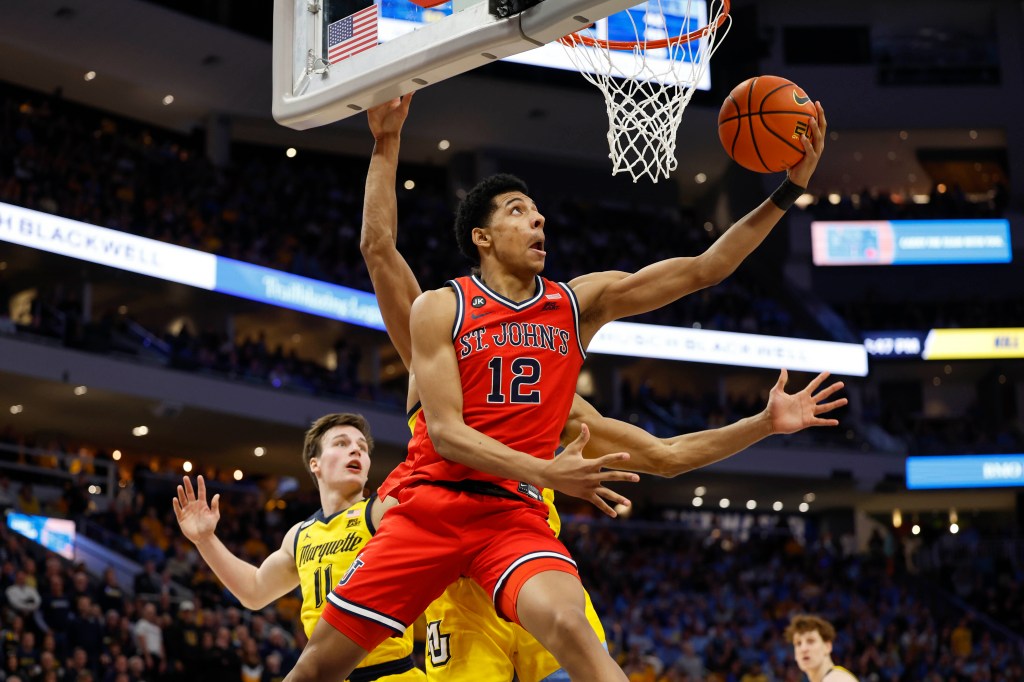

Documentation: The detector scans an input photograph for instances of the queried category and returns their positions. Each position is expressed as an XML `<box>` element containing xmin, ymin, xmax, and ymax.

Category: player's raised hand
<box><xmin>540</xmin><ymin>424</ymin><xmax>640</xmax><ymax>517</ymax></box>
<box><xmin>787</xmin><ymin>101</ymin><xmax>826</xmax><ymax>187</ymax></box>
<box><xmin>367</xmin><ymin>92</ymin><xmax>413</xmax><ymax>140</ymax></box>
<box><xmin>172</xmin><ymin>475</ymin><xmax>221</xmax><ymax>544</ymax></box>
<box><xmin>766</xmin><ymin>369</ymin><xmax>847</xmax><ymax>434</ymax></box>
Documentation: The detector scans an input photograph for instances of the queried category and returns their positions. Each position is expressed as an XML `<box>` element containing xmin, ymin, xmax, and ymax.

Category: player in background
<box><xmin>172</xmin><ymin>413</ymin><xmax>425</xmax><ymax>682</ymax></box>
<box><xmin>360</xmin><ymin>95</ymin><xmax>842</xmax><ymax>681</ymax></box>
<box><xmin>785</xmin><ymin>614</ymin><xmax>859</xmax><ymax>682</ymax></box>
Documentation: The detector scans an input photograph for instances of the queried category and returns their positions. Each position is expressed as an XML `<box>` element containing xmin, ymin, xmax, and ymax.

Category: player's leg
<box><xmin>513</xmin><ymin>570</ymin><xmax>625</xmax><ymax>682</ymax></box>
<box><xmin>469</xmin><ymin>503</ymin><xmax>625</xmax><ymax>682</ymax></box>
<box><xmin>423</xmin><ymin>579</ymin><xmax>516</xmax><ymax>680</ymax></box>
<box><xmin>291</xmin><ymin>489</ymin><xmax>464</xmax><ymax>682</ymax></box>
<box><xmin>284</xmin><ymin>618</ymin><xmax>368</xmax><ymax>682</ymax></box>
<box><xmin>512</xmin><ymin>587</ymin><xmax>607</xmax><ymax>682</ymax></box>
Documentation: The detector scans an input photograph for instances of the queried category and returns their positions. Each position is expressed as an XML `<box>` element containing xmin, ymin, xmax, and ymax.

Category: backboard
<box><xmin>272</xmin><ymin>0</ymin><xmax>641</xmax><ymax>130</ymax></box>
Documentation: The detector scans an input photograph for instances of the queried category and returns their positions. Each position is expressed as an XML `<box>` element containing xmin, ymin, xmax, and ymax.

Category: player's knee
<box><xmin>545</xmin><ymin>604</ymin><xmax>593</xmax><ymax>645</ymax></box>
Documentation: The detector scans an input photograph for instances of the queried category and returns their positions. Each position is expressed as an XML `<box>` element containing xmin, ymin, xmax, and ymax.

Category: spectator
<box><xmin>133</xmin><ymin>602</ymin><xmax>165</xmax><ymax>677</ymax></box>
<box><xmin>14</xmin><ymin>485</ymin><xmax>40</xmax><ymax>516</ymax></box>
<box><xmin>39</xmin><ymin>574</ymin><xmax>73</xmax><ymax>643</ymax></box>
<box><xmin>13</xmin><ymin>632</ymin><xmax>37</xmax><ymax>678</ymax></box>
<box><xmin>95</xmin><ymin>568</ymin><xmax>126</xmax><ymax>614</ymax></box>
<box><xmin>164</xmin><ymin>600</ymin><xmax>201</xmax><ymax>678</ymax></box>
<box><xmin>4</xmin><ymin>571</ymin><xmax>41</xmax><ymax>617</ymax></box>
<box><xmin>0</xmin><ymin>477</ymin><xmax>15</xmax><ymax>512</ymax></box>
<box><xmin>132</xmin><ymin>560</ymin><xmax>161</xmax><ymax>596</ymax></box>
<box><xmin>672</xmin><ymin>641</ymin><xmax>704</xmax><ymax>680</ymax></box>
<box><xmin>63</xmin><ymin>647</ymin><xmax>95</xmax><ymax>680</ymax></box>
<box><xmin>65</xmin><ymin>596</ymin><xmax>103</xmax><ymax>656</ymax></box>
<box><xmin>950</xmin><ymin>617</ymin><xmax>972</xmax><ymax>658</ymax></box>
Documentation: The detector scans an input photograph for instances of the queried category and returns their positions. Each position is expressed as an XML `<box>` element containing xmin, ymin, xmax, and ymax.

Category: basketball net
<box><xmin>560</xmin><ymin>0</ymin><xmax>731</xmax><ymax>183</ymax></box>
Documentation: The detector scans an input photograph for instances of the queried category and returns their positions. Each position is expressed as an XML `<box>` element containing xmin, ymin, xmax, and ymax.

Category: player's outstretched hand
<box><xmin>766</xmin><ymin>369</ymin><xmax>847</xmax><ymax>435</ymax></box>
<box><xmin>172</xmin><ymin>475</ymin><xmax>221</xmax><ymax>545</ymax></box>
<box><xmin>367</xmin><ymin>92</ymin><xmax>413</xmax><ymax>140</ymax></box>
<box><xmin>540</xmin><ymin>424</ymin><xmax>640</xmax><ymax>517</ymax></box>
<box><xmin>786</xmin><ymin>101</ymin><xmax>826</xmax><ymax>187</ymax></box>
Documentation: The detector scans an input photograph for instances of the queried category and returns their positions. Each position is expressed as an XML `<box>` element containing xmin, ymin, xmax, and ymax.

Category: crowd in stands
<box><xmin>0</xmin><ymin>83</ymin><xmax>820</xmax><ymax>339</ymax></box>
<box><xmin>0</xmin><ymin>516</ymin><xmax>301</xmax><ymax>682</ymax></box>
<box><xmin>560</xmin><ymin>519</ymin><xmax>1024</xmax><ymax>681</ymax></box>
<box><xmin>802</xmin><ymin>184</ymin><xmax>1008</xmax><ymax>222</ymax></box>
<box><xmin>1</xmin><ymin>450</ymin><xmax>1020</xmax><ymax>682</ymax></box>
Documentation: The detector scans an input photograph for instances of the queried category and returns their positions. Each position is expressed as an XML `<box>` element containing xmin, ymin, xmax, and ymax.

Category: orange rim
<box><xmin>559</xmin><ymin>0</ymin><xmax>730</xmax><ymax>51</ymax></box>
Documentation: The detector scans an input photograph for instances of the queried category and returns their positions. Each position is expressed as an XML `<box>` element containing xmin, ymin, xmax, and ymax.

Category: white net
<box><xmin>560</xmin><ymin>0</ymin><xmax>732</xmax><ymax>183</ymax></box>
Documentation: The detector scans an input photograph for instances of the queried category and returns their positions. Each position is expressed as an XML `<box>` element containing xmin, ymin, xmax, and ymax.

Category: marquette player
<box><xmin>172</xmin><ymin>413</ymin><xmax>424</xmax><ymax>682</ymax></box>
<box><xmin>346</xmin><ymin>95</ymin><xmax>839</xmax><ymax>682</ymax></box>
<box><xmin>785</xmin><ymin>614</ymin><xmax>859</xmax><ymax>681</ymax></box>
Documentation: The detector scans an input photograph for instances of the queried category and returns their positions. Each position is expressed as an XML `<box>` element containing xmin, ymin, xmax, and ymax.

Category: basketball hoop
<box><xmin>560</xmin><ymin>0</ymin><xmax>732</xmax><ymax>183</ymax></box>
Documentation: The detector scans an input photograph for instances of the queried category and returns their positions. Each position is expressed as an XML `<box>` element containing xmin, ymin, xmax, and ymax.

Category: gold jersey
<box><xmin>826</xmin><ymin>665</ymin><xmax>859</xmax><ymax>681</ymax></box>
<box><xmin>294</xmin><ymin>498</ymin><xmax>414</xmax><ymax>670</ymax></box>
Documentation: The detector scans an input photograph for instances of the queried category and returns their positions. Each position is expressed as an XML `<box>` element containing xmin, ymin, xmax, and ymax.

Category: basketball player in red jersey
<box><xmin>284</xmin><ymin>95</ymin><xmax>827</xmax><ymax>682</ymax></box>
<box><xmin>362</xmin><ymin>95</ymin><xmax>843</xmax><ymax>682</ymax></box>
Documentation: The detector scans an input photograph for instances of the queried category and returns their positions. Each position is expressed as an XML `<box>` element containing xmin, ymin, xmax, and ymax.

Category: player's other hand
<box><xmin>767</xmin><ymin>369</ymin><xmax>847</xmax><ymax>434</ymax></box>
<box><xmin>367</xmin><ymin>92</ymin><xmax>413</xmax><ymax>140</ymax></box>
<box><xmin>172</xmin><ymin>475</ymin><xmax>221</xmax><ymax>544</ymax></box>
<box><xmin>540</xmin><ymin>424</ymin><xmax>639</xmax><ymax>517</ymax></box>
<box><xmin>786</xmin><ymin>101</ymin><xmax>826</xmax><ymax>188</ymax></box>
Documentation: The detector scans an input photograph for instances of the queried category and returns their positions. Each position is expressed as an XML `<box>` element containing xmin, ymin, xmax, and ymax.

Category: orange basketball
<box><xmin>717</xmin><ymin>75</ymin><xmax>816</xmax><ymax>173</ymax></box>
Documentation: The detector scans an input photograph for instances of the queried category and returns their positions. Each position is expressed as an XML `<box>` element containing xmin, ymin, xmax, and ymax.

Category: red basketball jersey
<box><xmin>380</xmin><ymin>274</ymin><xmax>585</xmax><ymax>503</ymax></box>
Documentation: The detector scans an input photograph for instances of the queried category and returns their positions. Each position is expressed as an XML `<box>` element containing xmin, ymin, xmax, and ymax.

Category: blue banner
<box><xmin>906</xmin><ymin>454</ymin><xmax>1024</xmax><ymax>489</ymax></box>
<box><xmin>215</xmin><ymin>258</ymin><xmax>385</xmax><ymax>330</ymax></box>
<box><xmin>813</xmin><ymin>219</ymin><xmax>1011</xmax><ymax>266</ymax></box>
<box><xmin>7</xmin><ymin>513</ymin><xmax>77</xmax><ymax>559</ymax></box>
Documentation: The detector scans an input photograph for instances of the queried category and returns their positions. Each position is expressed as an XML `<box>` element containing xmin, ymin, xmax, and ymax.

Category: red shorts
<box><xmin>321</xmin><ymin>484</ymin><xmax>580</xmax><ymax>652</ymax></box>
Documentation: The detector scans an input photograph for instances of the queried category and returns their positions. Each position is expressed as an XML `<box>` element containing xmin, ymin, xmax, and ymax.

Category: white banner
<box><xmin>589</xmin><ymin>321</ymin><xmax>869</xmax><ymax>376</ymax></box>
<box><xmin>0</xmin><ymin>202</ymin><xmax>217</xmax><ymax>289</ymax></box>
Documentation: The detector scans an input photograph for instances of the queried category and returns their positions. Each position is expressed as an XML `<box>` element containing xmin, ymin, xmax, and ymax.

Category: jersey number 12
<box><xmin>486</xmin><ymin>356</ymin><xmax>541</xmax><ymax>404</ymax></box>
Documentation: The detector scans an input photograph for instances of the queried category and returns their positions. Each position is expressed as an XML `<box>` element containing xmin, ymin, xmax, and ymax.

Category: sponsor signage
<box><xmin>7</xmin><ymin>513</ymin><xmax>76</xmax><ymax>559</ymax></box>
<box><xmin>0</xmin><ymin>202</ymin><xmax>216</xmax><ymax>289</ymax></box>
<box><xmin>589</xmin><ymin>321</ymin><xmax>869</xmax><ymax>376</ymax></box>
<box><xmin>862</xmin><ymin>331</ymin><xmax>926</xmax><ymax>358</ymax></box>
<box><xmin>922</xmin><ymin>328</ymin><xmax>1024</xmax><ymax>360</ymax></box>
<box><xmin>812</xmin><ymin>219</ymin><xmax>1011</xmax><ymax>266</ymax></box>
<box><xmin>216</xmin><ymin>258</ymin><xmax>385</xmax><ymax>330</ymax></box>
<box><xmin>3</xmin><ymin>201</ymin><xmax>869</xmax><ymax>372</ymax></box>
<box><xmin>907</xmin><ymin>454</ymin><xmax>1024</xmax><ymax>489</ymax></box>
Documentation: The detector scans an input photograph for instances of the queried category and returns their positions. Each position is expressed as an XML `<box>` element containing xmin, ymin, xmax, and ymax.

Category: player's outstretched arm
<box><xmin>563</xmin><ymin>369</ymin><xmax>846</xmax><ymax>477</ymax></box>
<box><xmin>173</xmin><ymin>475</ymin><xmax>299</xmax><ymax>609</ymax></box>
<box><xmin>410</xmin><ymin>289</ymin><xmax>639</xmax><ymax>512</ymax></box>
<box><xmin>360</xmin><ymin>94</ymin><xmax>421</xmax><ymax>367</ymax></box>
<box><xmin>572</xmin><ymin>103</ymin><xmax>827</xmax><ymax>337</ymax></box>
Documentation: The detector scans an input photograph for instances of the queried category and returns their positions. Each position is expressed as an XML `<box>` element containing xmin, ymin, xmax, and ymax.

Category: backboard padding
<box><xmin>272</xmin><ymin>0</ymin><xmax>641</xmax><ymax>130</ymax></box>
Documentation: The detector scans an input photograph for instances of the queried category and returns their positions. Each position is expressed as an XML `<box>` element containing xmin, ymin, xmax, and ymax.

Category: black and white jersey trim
<box><xmin>556</xmin><ymin>281</ymin><xmax>586</xmax><ymax>360</ymax></box>
<box><xmin>491</xmin><ymin>551</ymin><xmax>578</xmax><ymax>607</ymax></box>
<box><xmin>446</xmin><ymin>280</ymin><xmax>465</xmax><ymax>342</ymax></box>
<box><xmin>470</xmin><ymin>274</ymin><xmax>545</xmax><ymax>311</ymax></box>
<box><xmin>326</xmin><ymin>592</ymin><xmax>407</xmax><ymax>635</ymax></box>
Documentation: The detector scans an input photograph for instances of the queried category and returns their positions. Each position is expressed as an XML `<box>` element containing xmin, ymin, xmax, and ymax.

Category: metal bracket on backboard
<box><xmin>488</xmin><ymin>0</ymin><xmax>545</xmax><ymax>19</ymax></box>
<box><xmin>272</xmin><ymin>0</ymin><xmax>639</xmax><ymax>130</ymax></box>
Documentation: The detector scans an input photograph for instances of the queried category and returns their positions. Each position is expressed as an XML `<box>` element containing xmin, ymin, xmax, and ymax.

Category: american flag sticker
<box><xmin>346</xmin><ymin>507</ymin><xmax>361</xmax><ymax>518</ymax></box>
<box><xmin>545</xmin><ymin>293</ymin><xmax>562</xmax><ymax>300</ymax></box>
<box><xmin>328</xmin><ymin>4</ymin><xmax>378</xmax><ymax>64</ymax></box>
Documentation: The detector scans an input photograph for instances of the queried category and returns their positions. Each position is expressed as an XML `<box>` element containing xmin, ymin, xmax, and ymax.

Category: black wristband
<box><xmin>770</xmin><ymin>178</ymin><xmax>806</xmax><ymax>211</ymax></box>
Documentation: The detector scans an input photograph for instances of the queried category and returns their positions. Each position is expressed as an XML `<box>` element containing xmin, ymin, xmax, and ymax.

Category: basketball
<box><xmin>717</xmin><ymin>75</ymin><xmax>816</xmax><ymax>173</ymax></box>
